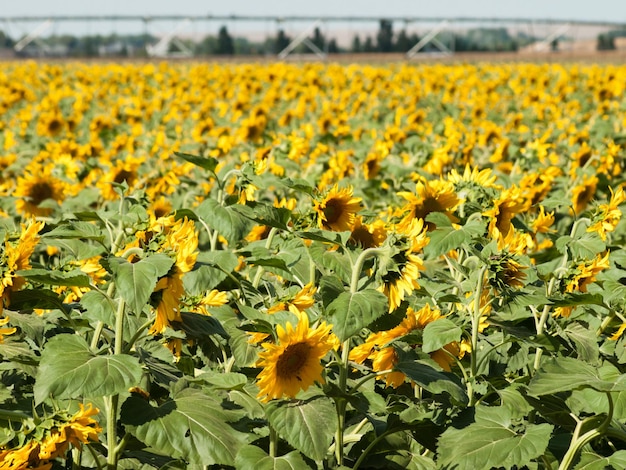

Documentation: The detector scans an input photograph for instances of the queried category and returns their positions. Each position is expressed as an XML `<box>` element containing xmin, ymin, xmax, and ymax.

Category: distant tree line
<box><xmin>0</xmin><ymin>20</ymin><xmax>621</xmax><ymax>57</ymax></box>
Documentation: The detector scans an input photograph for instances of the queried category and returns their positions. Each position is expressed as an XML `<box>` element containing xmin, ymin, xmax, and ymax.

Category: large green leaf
<box><xmin>15</xmin><ymin>268</ymin><xmax>91</xmax><ymax>287</ymax></box>
<box><xmin>528</xmin><ymin>357</ymin><xmax>626</xmax><ymax>396</ymax></box>
<box><xmin>34</xmin><ymin>334</ymin><xmax>143</xmax><ymax>404</ymax></box>
<box><xmin>234</xmin><ymin>446</ymin><xmax>311</xmax><ymax>470</ymax></box>
<box><xmin>421</xmin><ymin>318</ymin><xmax>462</xmax><ymax>354</ymax></box>
<box><xmin>395</xmin><ymin>351</ymin><xmax>468</xmax><ymax>404</ymax></box>
<box><xmin>575</xmin><ymin>450</ymin><xmax>626</xmax><ymax>469</ymax></box>
<box><xmin>121</xmin><ymin>388</ymin><xmax>248</xmax><ymax>466</ymax></box>
<box><xmin>423</xmin><ymin>226</ymin><xmax>467</xmax><ymax>258</ymax></box>
<box><xmin>196</xmin><ymin>198</ymin><xmax>249</xmax><ymax>245</ymax></box>
<box><xmin>265</xmin><ymin>394</ymin><xmax>337</xmax><ymax>461</ymax></box>
<box><xmin>109</xmin><ymin>254</ymin><xmax>173</xmax><ymax>315</ymax></box>
<box><xmin>326</xmin><ymin>289</ymin><xmax>388</xmax><ymax>341</ymax></box>
<box><xmin>437</xmin><ymin>407</ymin><xmax>553</xmax><ymax>470</ymax></box>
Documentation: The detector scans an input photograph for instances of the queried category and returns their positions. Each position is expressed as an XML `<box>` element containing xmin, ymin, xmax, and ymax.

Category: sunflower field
<box><xmin>2</xmin><ymin>60</ymin><xmax>626</xmax><ymax>469</ymax></box>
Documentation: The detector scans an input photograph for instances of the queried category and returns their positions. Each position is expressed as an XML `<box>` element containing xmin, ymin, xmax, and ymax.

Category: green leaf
<box><xmin>175</xmin><ymin>151</ymin><xmax>218</xmax><ymax>172</ymax></box>
<box><xmin>437</xmin><ymin>407</ymin><xmax>553</xmax><ymax>470</ymax></box>
<box><xmin>197</xmin><ymin>199</ymin><xmax>249</xmax><ymax>246</ymax></box>
<box><xmin>109</xmin><ymin>254</ymin><xmax>172</xmax><ymax>315</ymax></box>
<box><xmin>235</xmin><ymin>446</ymin><xmax>311</xmax><ymax>470</ymax></box>
<box><xmin>528</xmin><ymin>357</ymin><xmax>626</xmax><ymax>396</ymax></box>
<box><xmin>184</xmin><ymin>250</ymin><xmax>239</xmax><ymax>294</ymax></box>
<box><xmin>421</xmin><ymin>318</ymin><xmax>461</xmax><ymax>354</ymax></box>
<box><xmin>395</xmin><ymin>351</ymin><xmax>468</xmax><ymax>404</ymax></box>
<box><xmin>81</xmin><ymin>289</ymin><xmax>117</xmax><ymax>325</ymax></box>
<box><xmin>326</xmin><ymin>289</ymin><xmax>388</xmax><ymax>341</ymax></box>
<box><xmin>568</xmin><ymin>232</ymin><xmax>606</xmax><ymax>259</ymax></box>
<box><xmin>232</xmin><ymin>203</ymin><xmax>291</xmax><ymax>231</ymax></box>
<box><xmin>575</xmin><ymin>450</ymin><xmax>626</xmax><ymax>469</ymax></box>
<box><xmin>122</xmin><ymin>388</ymin><xmax>247</xmax><ymax>466</ymax></box>
<box><xmin>423</xmin><ymin>226</ymin><xmax>468</xmax><ymax>258</ymax></box>
<box><xmin>265</xmin><ymin>395</ymin><xmax>337</xmax><ymax>461</ymax></box>
<box><xmin>34</xmin><ymin>334</ymin><xmax>143</xmax><ymax>404</ymax></box>
<box><xmin>8</xmin><ymin>289</ymin><xmax>65</xmax><ymax>311</ymax></box>
<box><xmin>15</xmin><ymin>268</ymin><xmax>91</xmax><ymax>287</ymax></box>
<box><xmin>563</xmin><ymin>323</ymin><xmax>599</xmax><ymax>363</ymax></box>
<box><xmin>43</xmin><ymin>221</ymin><xmax>106</xmax><ymax>243</ymax></box>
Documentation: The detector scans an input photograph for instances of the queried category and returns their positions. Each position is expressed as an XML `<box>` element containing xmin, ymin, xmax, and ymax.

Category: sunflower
<box><xmin>554</xmin><ymin>252</ymin><xmax>610</xmax><ymax>318</ymax></box>
<box><xmin>587</xmin><ymin>186</ymin><xmax>626</xmax><ymax>241</ymax></box>
<box><xmin>0</xmin><ymin>316</ymin><xmax>16</xmax><ymax>343</ymax></box>
<box><xmin>268</xmin><ymin>283</ymin><xmax>317</xmax><ymax>316</ymax></box>
<box><xmin>483</xmin><ymin>186</ymin><xmax>526</xmax><ymax>241</ymax></box>
<box><xmin>349</xmin><ymin>217</ymin><xmax>387</xmax><ymax>249</ymax></box>
<box><xmin>571</xmin><ymin>174</ymin><xmax>598</xmax><ymax>215</ymax></box>
<box><xmin>256</xmin><ymin>314</ymin><xmax>335</xmax><ymax>402</ymax></box>
<box><xmin>350</xmin><ymin>304</ymin><xmax>463</xmax><ymax>388</ymax></box>
<box><xmin>13</xmin><ymin>166</ymin><xmax>66</xmax><ymax>217</ymax></box>
<box><xmin>149</xmin><ymin>270</ymin><xmax>185</xmax><ymax>335</ymax></box>
<box><xmin>313</xmin><ymin>185</ymin><xmax>362</xmax><ymax>232</ymax></box>
<box><xmin>379</xmin><ymin>219</ymin><xmax>429</xmax><ymax>312</ymax></box>
<box><xmin>1</xmin><ymin>221</ymin><xmax>44</xmax><ymax>313</ymax></box>
<box><xmin>396</xmin><ymin>178</ymin><xmax>459</xmax><ymax>232</ymax></box>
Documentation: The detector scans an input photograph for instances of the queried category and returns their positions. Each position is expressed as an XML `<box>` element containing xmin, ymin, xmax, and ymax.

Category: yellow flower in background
<box><xmin>587</xmin><ymin>186</ymin><xmax>626</xmax><ymax>240</ymax></box>
<box><xmin>397</xmin><ymin>179</ymin><xmax>459</xmax><ymax>232</ymax></box>
<box><xmin>256</xmin><ymin>314</ymin><xmax>335</xmax><ymax>402</ymax></box>
<box><xmin>313</xmin><ymin>185</ymin><xmax>362</xmax><ymax>232</ymax></box>
<box><xmin>13</xmin><ymin>166</ymin><xmax>66</xmax><ymax>218</ymax></box>
<box><xmin>484</xmin><ymin>187</ymin><xmax>525</xmax><ymax>241</ymax></box>
<box><xmin>571</xmin><ymin>173</ymin><xmax>598</xmax><ymax>215</ymax></box>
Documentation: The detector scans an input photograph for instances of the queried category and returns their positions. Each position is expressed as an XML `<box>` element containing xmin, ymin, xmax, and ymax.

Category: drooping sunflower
<box><xmin>379</xmin><ymin>219</ymin><xmax>429</xmax><ymax>312</ymax></box>
<box><xmin>350</xmin><ymin>304</ymin><xmax>463</xmax><ymax>388</ymax></box>
<box><xmin>313</xmin><ymin>185</ymin><xmax>362</xmax><ymax>232</ymax></box>
<box><xmin>256</xmin><ymin>315</ymin><xmax>335</xmax><ymax>402</ymax></box>
<box><xmin>396</xmin><ymin>178</ymin><xmax>459</xmax><ymax>232</ymax></box>
<box><xmin>0</xmin><ymin>316</ymin><xmax>16</xmax><ymax>343</ymax></box>
<box><xmin>13</xmin><ymin>166</ymin><xmax>66</xmax><ymax>217</ymax></box>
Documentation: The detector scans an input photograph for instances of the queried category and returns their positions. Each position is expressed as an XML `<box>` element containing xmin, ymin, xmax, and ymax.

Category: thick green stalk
<box><xmin>559</xmin><ymin>393</ymin><xmax>613</xmax><ymax>470</ymax></box>
<box><xmin>468</xmin><ymin>265</ymin><xmax>487</xmax><ymax>405</ymax></box>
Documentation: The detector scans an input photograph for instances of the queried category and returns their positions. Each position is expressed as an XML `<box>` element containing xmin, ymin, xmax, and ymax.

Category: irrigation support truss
<box><xmin>2</xmin><ymin>14</ymin><xmax>626</xmax><ymax>58</ymax></box>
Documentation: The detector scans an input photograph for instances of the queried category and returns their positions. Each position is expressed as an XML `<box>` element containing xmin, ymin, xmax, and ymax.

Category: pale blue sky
<box><xmin>1</xmin><ymin>0</ymin><xmax>625</xmax><ymax>39</ymax></box>
<box><xmin>2</xmin><ymin>0</ymin><xmax>625</xmax><ymax>21</ymax></box>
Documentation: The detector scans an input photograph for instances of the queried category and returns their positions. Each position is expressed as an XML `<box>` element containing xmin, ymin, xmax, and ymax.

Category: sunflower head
<box><xmin>14</xmin><ymin>167</ymin><xmax>66</xmax><ymax>217</ymax></box>
<box><xmin>313</xmin><ymin>185</ymin><xmax>362</xmax><ymax>232</ymax></box>
<box><xmin>256</xmin><ymin>315</ymin><xmax>336</xmax><ymax>402</ymax></box>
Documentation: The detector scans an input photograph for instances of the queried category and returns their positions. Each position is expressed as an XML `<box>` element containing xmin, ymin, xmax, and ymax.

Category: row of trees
<box><xmin>2</xmin><ymin>21</ymin><xmax>624</xmax><ymax>57</ymax></box>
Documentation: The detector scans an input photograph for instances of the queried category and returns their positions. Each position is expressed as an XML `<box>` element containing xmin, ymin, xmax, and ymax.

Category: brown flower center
<box><xmin>276</xmin><ymin>342</ymin><xmax>311</xmax><ymax>380</ymax></box>
<box><xmin>29</xmin><ymin>182</ymin><xmax>54</xmax><ymax>205</ymax></box>
<box><xmin>323</xmin><ymin>200</ymin><xmax>343</xmax><ymax>225</ymax></box>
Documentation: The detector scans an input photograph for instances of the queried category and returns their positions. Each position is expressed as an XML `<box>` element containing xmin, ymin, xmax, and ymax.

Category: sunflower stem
<box><xmin>469</xmin><ymin>264</ymin><xmax>487</xmax><ymax>406</ymax></box>
<box><xmin>335</xmin><ymin>339</ymin><xmax>351</xmax><ymax>466</ymax></box>
<box><xmin>533</xmin><ymin>219</ymin><xmax>578</xmax><ymax>371</ymax></box>
<box><xmin>105</xmin><ymin>394</ymin><xmax>119</xmax><ymax>470</ymax></box>
<box><xmin>269</xmin><ymin>424</ymin><xmax>278</xmax><ymax>458</ymax></box>
<box><xmin>350</xmin><ymin>247</ymin><xmax>387</xmax><ymax>294</ymax></box>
